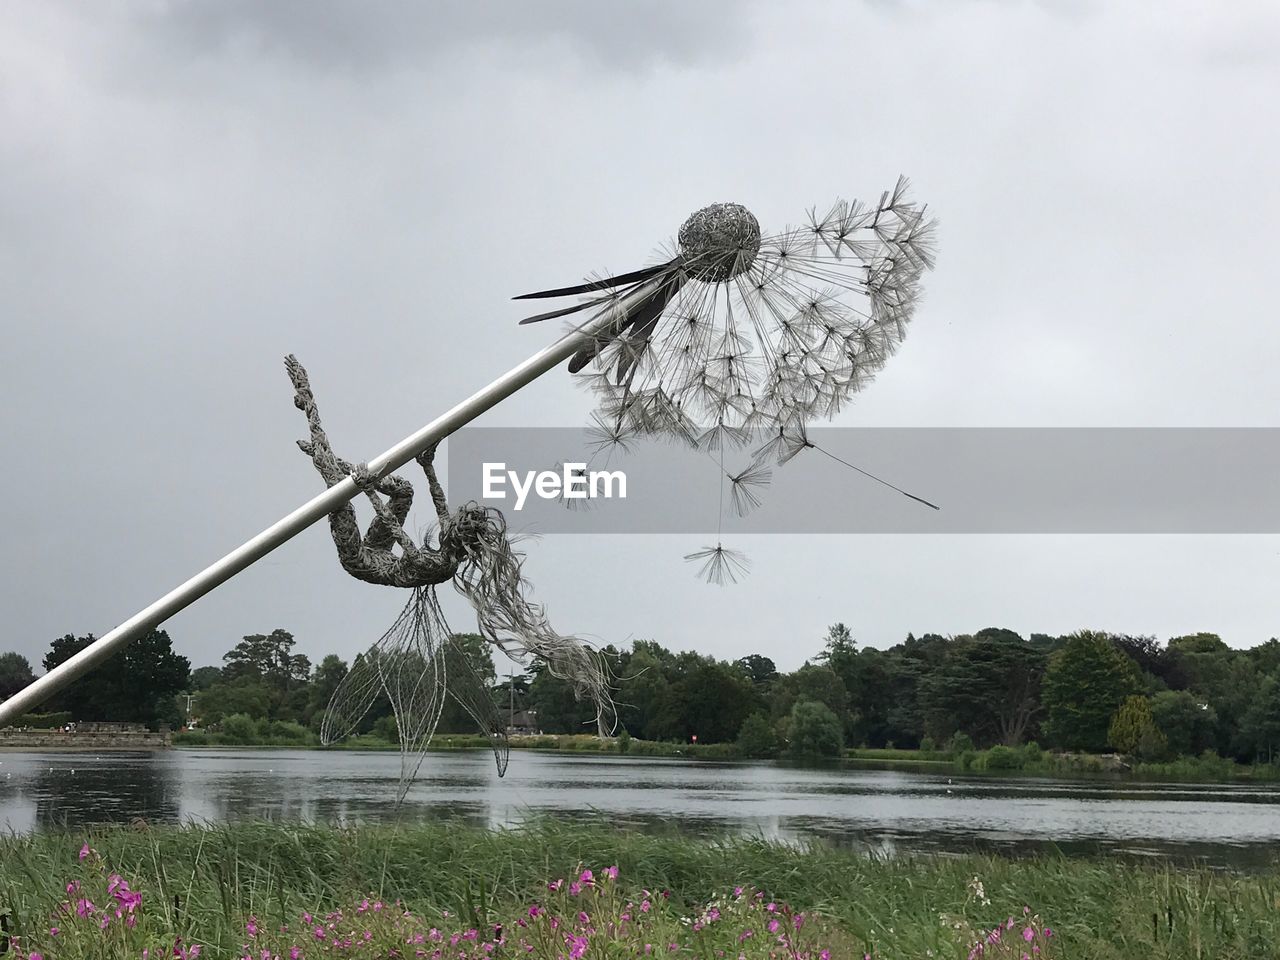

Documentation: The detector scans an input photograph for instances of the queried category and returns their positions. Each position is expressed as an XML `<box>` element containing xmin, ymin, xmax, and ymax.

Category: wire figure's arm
<box><xmin>416</xmin><ymin>442</ymin><xmax>451</xmax><ymax>526</ymax></box>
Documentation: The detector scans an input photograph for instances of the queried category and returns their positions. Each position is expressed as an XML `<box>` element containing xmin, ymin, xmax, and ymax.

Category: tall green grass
<box><xmin>2</xmin><ymin>821</ymin><xmax>1278</xmax><ymax>958</ymax></box>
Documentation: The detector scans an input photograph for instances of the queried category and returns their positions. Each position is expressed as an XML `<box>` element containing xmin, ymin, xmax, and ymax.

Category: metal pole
<box><xmin>0</xmin><ymin>290</ymin><xmax>641</xmax><ymax>728</ymax></box>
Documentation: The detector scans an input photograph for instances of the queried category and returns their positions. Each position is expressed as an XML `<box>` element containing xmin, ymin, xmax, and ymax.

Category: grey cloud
<box><xmin>137</xmin><ymin>0</ymin><xmax>756</xmax><ymax>73</ymax></box>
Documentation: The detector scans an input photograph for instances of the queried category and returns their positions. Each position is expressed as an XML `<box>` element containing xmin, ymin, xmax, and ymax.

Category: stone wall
<box><xmin>0</xmin><ymin>728</ymin><xmax>171</xmax><ymax>750</ymax></box>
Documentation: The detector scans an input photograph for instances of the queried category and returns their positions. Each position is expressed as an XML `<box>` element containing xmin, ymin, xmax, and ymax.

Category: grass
<box><xmin>845</xmin><ymin>745</ymin><xmax>1280</xmax><ymax>783</ymax></box>
<box><xmin>1</xmin><ymin>821</ymin><xmax>1279</xmax><ymax>958</ymax></box>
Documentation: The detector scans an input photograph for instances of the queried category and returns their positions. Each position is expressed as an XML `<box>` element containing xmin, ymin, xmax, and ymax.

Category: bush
<box><xmin>737</xmin><ymin>713</ymin><xmax>778</xmax><ymax>759</ymax></box>
<box><xmin>264</xmin><ymin>720</ymin><xmax>314</xmax><ymax>744</ymax></box>
<box><xmin>371</xmin><ymin>714</ymin><xmax>399</xmax><ymax>744</ymax></box>
<box><xmin>788</xmin><ymin>699</ymin><xmax>843</xmax><ymax>759</ymax></box>
<box><xmin>11</xmin><ymin>711</ymin><xmax>72</xmax><ymax>729</ymax></box>
<box><xmin>1021</xmin><ymin>741</ymin><xmax>1044</xmax><ymax>764</ymax></box>
<box><xmin>218</xmin><ymin>713</ymin><xmax>259</xmax><ymax>745</ymax></box>
<box><xmin>982</xmin><ymin>745</ymin><xmax>1025</xmax><ymax>770</ymax></box>
<box><xmin>949</xmin><ymin>731</ymin><xmax>975</xmax><ymax>755</ymax></box>
<box><xmin>919</xmin><ymin>735</ymin><xmax>937</xmax><ymax>753</ymax></box>
<box><xmin>1197</xmin><ymin>748</ymin><xmax>1233</xmax><ymax>780</ymax></box>
<box><xmin>1109</xmin><ymin>695</ymin><xmax>1167</xmax><ymax>759</ymax></box>
<box><xmin>617</xmin><ymin>729</ymin><xmax>632</xmax><ymax>754</ymax></box>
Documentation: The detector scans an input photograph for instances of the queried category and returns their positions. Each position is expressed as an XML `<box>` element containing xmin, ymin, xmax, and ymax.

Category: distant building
<box><xmin>75</xmin><ymin>721</ymin><xmax>150</xmax><ymax>734</ymax></box>
<box><xmin>505</xmin><ymin>709</ymin><xmax>540</xmax><ymax>736</ymax></box>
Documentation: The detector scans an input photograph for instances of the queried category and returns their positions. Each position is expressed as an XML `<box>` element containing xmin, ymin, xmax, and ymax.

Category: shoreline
<box><xmin>161</xmin><ymin>738</ymin><xmax>1280</xmax><ymax>786</ymax></box>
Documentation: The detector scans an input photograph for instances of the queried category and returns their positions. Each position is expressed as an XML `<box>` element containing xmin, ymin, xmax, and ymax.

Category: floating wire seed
<box><xmin>727</xmin><ymin>463</ymin><xmax>772</xmax><ymax>518</ymax></box>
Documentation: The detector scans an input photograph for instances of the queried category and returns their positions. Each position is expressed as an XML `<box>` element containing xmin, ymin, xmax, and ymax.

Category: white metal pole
<box><xmin>0</xmin><ymin>292</ymin><xmax>639</xmax><ymax>728</ymax></box>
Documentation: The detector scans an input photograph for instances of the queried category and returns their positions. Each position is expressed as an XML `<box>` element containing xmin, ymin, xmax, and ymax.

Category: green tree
<box><xmin>304</xmin><ymin>655</ymin><xmax>349</xmax><ymax>729</ymax></box>
<box><xmin>672</xmin><ymin>658</ymin><xmax>762</xmax><ymax>744</ymax></box>
<box><xmin>1108</xmin><ymin>695</ymin><xmax>1167</xmax><ymax>759</ymax></box>
<box><xmin>772</xmin><ymin>665</ymin><xmax>849</xmax><ymax>721</ymax></box>
<box><xmin>737</xmin><ymin>712</ymin><xmax>778</xmax><ymax>758</ymax></box>
<box><xmin>787</xmin><ymin>698</ymin><xmax>843</xmax><ymax>759</ymax></box>
<box><xmin>1239</xmin><ymin>676</ymin><xmax>1280</xmax><ymax>764</ymax></box>
<box><xmin>736</xmin><ymin>654</ymin><xmax>779</xmax><ymax>687</ymax></box>
<box><xmin>614</xmin><ymin>642</ymin><xmax>677</xmax><ymax>740</ymax></box>
<box><xmin>188</xmin><ymin>666</ymin><xmax>223</xmax><ymax>691</ymax></box>
<box><xmin>222</xmin><ymin>629</ymin><xmax>310</xmax><ymax>683</ymax></box>
<box><xmin>1168</xmin><ymin>632</ymin><xmax>1229</xmax><ymax>655</ymax></box>
<box><xmin>43</xmin><ymin>630</ymin><xmax>190</xmax><ymax>726</ymax></box>
<box><xmin>197</xmin><ymin>676</ymin><xmax>272</xmax><ymax>726</ymax></box>
<box><xmin>0</xmin><ymin>652</ymin><xmax>36</xmax><ymax>700</ymax></box>
<box><xmin>1041</xmin><ymin>630</ymin><xmax>1142</xmax><ymax>751</ymax></box>
<box><xmin>437</xmin><ymin>634</ymin><xmax>497</xmax><ymax>733</ymax></box>
<box><xmin>1149</xmin><ymin>690</ymin><xmax>1217</xmax><ymax>757</ymax></box>
<box><xmin>919</xmin><ymin>633</ymin><xmax>1045</xmax><ymax>746</ymax></box>
<box><xmin>813</xmin><ymin>623</ymin><xmax>858</xmax><ymax>676</ymax></box>
<box><xmin>528</xmin><ymin>658</ymin><xmax>599</xmax><ymax>734</ymax></box>
<box><xmin>1249</xmin><ymin>638</ymin><xmax>1280</xmax><ymax>676</ymax></box>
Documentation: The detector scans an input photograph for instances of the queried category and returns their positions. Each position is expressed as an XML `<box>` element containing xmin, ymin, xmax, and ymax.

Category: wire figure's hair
<box><xmin>446</xmin><ymin>503</ymin><xmax>616</xmax><ymax>736</ymax></box>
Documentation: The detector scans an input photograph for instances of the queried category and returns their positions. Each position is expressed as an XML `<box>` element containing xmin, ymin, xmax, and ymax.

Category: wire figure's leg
<box><xmin>299</xmin><ymin>449</ymin><xmax>417</xmax><ymax>556</ymax></box>
<box><xmin>286</xmin><ymin>356</ymin><xmax>372</xmax><ymax>573</ymax></box>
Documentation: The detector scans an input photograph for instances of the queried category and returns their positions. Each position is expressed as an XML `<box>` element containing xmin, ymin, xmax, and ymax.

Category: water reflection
<box><xmin>2</xmin><ymin>749</ymin><xmax>1279</xmax><ymax>870</ymax></box>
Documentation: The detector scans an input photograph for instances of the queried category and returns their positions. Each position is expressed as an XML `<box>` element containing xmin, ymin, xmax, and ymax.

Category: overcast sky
<box><xmin>2</xmin><ymin>1</ymin><xmax>1278</xmax><ymax>680</ymax></box>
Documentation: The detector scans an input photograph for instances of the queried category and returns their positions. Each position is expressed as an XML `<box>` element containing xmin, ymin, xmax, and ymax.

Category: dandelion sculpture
<box><xmin>0</xmin><ymin>179</ymin><xmax>938</xmax><ymax>797</ymax></box>
<box><xmin>519</xmin><ymin>177</ymin><xmax>938</xmax><ymax>581</ymax></box>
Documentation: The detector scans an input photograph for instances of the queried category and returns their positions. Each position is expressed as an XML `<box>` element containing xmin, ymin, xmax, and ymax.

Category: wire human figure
<box><xmin>285</xmin><ymin>356</ymin><xmax>611</xmax><ymax>802</ymax></box>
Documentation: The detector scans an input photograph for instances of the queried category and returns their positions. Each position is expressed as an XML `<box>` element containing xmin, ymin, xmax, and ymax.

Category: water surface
<box><xmin>2</xmin><ymin>749</ymin><xmax>1278</xmax><ymax>869</ymax></box>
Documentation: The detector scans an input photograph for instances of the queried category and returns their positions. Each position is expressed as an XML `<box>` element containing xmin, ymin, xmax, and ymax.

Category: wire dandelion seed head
<box><xmin>516</xmin><ymin>178</ymin><xmax>939</xmax><ymax>585</ymax></box>
<box><xmin>521</xmin><ymin>177</ymin><xmax>936</xmax><ymax>446</ymax></box>
<box><xmin>677</xmin><ymin>203</ymin><xmax>761</xmax><ymax>283</ymax></box>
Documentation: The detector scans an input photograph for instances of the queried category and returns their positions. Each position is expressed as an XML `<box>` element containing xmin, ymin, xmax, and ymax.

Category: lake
<box><xmin>2</xmin><ymin>748</ymin><xmax>1278</xmax><ymax>869</ymax></box>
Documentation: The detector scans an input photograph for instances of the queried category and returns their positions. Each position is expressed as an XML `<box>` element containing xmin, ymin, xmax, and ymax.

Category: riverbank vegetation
<box><xmin>0</xmin><ymin>820</ymin><xmax>1276</xmax><ymax>959</ymax></box>
<box><xmin>6</xmin><ymin>623</ymin><xmax>1280</xmax><ymax>775</ymax></box>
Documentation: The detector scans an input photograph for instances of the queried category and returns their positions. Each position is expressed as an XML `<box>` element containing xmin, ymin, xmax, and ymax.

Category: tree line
<box><xmin>3</xmin><ymin>624</ymin><xmax>1279</xmax><ymax>764</ymax></box>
